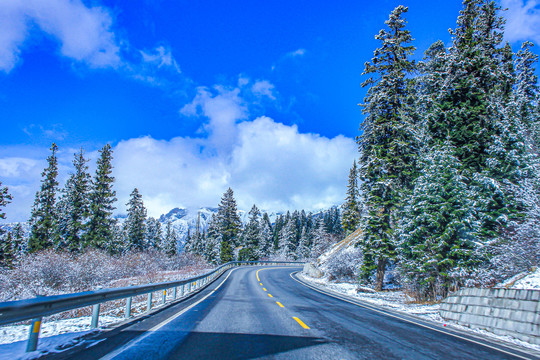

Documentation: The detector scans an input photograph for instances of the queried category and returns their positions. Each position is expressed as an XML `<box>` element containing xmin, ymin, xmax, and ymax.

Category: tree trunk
<box><xmin>375</xmin><ymin>257</ymin><xmax>387</xmax><ymax>291</ymax></box>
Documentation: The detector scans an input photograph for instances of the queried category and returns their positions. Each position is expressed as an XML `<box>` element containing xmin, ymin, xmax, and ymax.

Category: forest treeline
<box><xmin>0</xmin><ymin>144</ymin><xmax>343</xmax><ymax>269</ymax></box>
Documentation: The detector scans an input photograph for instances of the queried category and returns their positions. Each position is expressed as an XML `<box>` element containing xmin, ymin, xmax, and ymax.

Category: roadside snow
<box><xmin>298</xmin><ymin>273</ymin><xmax>540</xmax><ymax>353</ymax></box>
<box><xmin>510</xmin><ymin>268</ymin><xmax>540</xmax><ymax>290</ymax></box>
<box><xmin>0</xmin><ymin>315</ymin><xmax>122</xmax><ymax>360</ymax></box>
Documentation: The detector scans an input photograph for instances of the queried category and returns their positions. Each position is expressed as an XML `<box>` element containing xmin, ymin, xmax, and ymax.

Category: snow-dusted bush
<box><xmin>324</xmin><ymin>247</ymin><xmax>362</xmax><ymax>282</ymax></box>
<box><xmin>0</xmin><ymin>249</ymin><xmax>210</xmax><ymax>302</ymax></box>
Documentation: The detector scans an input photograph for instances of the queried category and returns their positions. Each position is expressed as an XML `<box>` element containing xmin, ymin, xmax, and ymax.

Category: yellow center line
<box><xmin>256</xmin><ymin>269</ymin><xmax>261</xmax><ymax>282</ymax></box>
<box><xmin>268</xmin><ymin>293</ymin><xmax>273</xmax><ymax>298</ymax></box>
<box><xmin>293</xmin><ymin>317</ymin><xmax>310</xmax><ymax>329</ymax></box>
<box><xmin>263</xmin><ymin>288</ymin><xmax>267</xmax><ymax>291</ymax></box>
<box><xmin>276</xmin><ymin>301</ymin><xmax>284</xmax><ymax>308</ymax></box>
<box><xmin>259</xmin><ymin>283</ymin><xmax>263</xmax><ymax>286</ymax></box>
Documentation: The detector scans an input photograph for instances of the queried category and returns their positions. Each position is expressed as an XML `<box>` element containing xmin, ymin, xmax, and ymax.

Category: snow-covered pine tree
<box><xmin>241</xmin><ymin>205</ymin><xmax>261</xmax><ymax>258</ymax></box>
<box><xmin>277</xmin><ymin>219</ymin><xmax>296</xmax><ymax>260</ymax></box>
<box><xmin>205</xmin><ymin>214</ymin><xmax>222</xmax><ymax>264</ymax></box>
<box><xmin>1</xmin><ymin>232</ymin><xmax>15</xmax><ymax>268</ymax></box>
<box><xmin>311</xmin><ymin>218</ymin><xmax>330</xmax><ymax>259</ymax></box>
<box><xmin>164</xmin><ymin>221</ymin><xmax>178</xmax><ymax>256</ymax></box>
<box><xmin>341</xmin><ymin>160</ymin><xmax>360</xmax><ymax>234</ymax></box>
<box><xmin>56</xmin><ymin>148</ymin><xmax>91</xmax><ymax>252</ymax></box>
<box><xmin>257</xmin><ymin>214</ymin><xmax>273</xmax><ymax>259</ymax></box>
<box><xmin>425</xmin><ymin>0</ymin><xmax>527</xmax><ymax>269</ymax></box>
<box><xmin>28</xmin><ymin>143</ymin><xmax>60</xmax><ymax>253</ymax></box>
<box><xmin>398</xmin><ymin>141</ymin><xmax>480</xmax><ymax>300</ymax></box>
<box><xmin>357</xmin><ymin>6</ymin><xmax>417</xmax><ymax>291</ymax></box>
<box><xmin>514</xmin><ymin>42</ymin><xmax>539</xmax><ymax>152</ymax></box>
<box><xmin>296</xmin><ymin>227</ymin><xmax>310</xmax><ymax>260</ymax></box>
<box><xmin>86</xmin><ymin>144</ymin><xmax>117</xmax><ymax>250</ymax></box>
<box><xmin>0</xmin><ymin>180</ymin><xmax>11</xmax><ymax>222</ymax></box>
<box><xmin>146</xmin><ymin>217</ymin><xmax>163</xmax><ymax>250</ymax></box>
<box><xmin>11</xmin><ymin>223</ymin><xmax>26</xmax><ymax>259</ymax></box>
<box><xmin>124</xmin><ymin>188</ymin><xmax>147</xmax><ymax>251</ymax></box>
<box><xmin>216</xmin><ymin>188</ymin><xmax>242</xmax><ymax>255</ymax></box>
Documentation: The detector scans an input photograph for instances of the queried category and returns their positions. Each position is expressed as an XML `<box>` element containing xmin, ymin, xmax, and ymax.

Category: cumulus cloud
<box><xmin>0</xmin><ymin>0</ymin><xmax>121</xmax><ymax>72</ymax></box>
<box><xmin>0</xmin><ymin>83</ymin><xmax>357</xmax><ymax>222</ymax></box>
<box><xmin>112</xmin><ymin>85</ymin><xmax>357</xmax><ymax>218</ymax></box>
<box><xmin>501</xmin><ymin>0</ymin><xmax>540</xmax><ymax>44</ymax></box>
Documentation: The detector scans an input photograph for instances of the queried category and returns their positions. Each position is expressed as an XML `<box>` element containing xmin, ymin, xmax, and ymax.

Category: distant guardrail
<box><xmin>0</xmin><ymin>260</ymin><xmax>303</xmax><ymax>352</ymax></box>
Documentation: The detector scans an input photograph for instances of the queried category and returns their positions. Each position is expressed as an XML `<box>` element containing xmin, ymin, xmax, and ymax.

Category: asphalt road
<box><xmin>49</xmin><ymin>266</ymin><xmax>536</xmax><ymax>360</ymax></box>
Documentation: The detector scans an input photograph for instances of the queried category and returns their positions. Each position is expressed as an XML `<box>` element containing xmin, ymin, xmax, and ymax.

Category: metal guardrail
<box><xmin>0</xmin><ymin>260</ymin><xmax>303</xmax><ymax>352</ymax></box>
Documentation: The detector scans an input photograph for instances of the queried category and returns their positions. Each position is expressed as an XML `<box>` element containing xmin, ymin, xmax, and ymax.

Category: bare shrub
<box><xmin>0</xmin><ymin>249</ymin><xmax>211</xmax><ymax>302</ymax></box>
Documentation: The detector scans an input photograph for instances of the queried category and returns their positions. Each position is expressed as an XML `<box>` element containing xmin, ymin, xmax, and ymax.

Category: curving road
<box><xmin>48</xmin><ymin>266</ymin><xmax>536</xmax><ymax>360</ymax></box>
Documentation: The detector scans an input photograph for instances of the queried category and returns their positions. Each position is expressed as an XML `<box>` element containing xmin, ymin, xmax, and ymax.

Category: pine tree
<box><xmin>124</xmin><ymin>188</ymin><xmax>147</xmax><ymax>251</ymax></box>
<box><xmin>86</xmin><ymin>144</ymin><xmax>117</xmax><ymax>250</ymax></box>
<box><xmin>398</xmin><ymin>141</ymin><xmax>480</xmax><ymax>299</ymax></box>
<box><xmin>28</xmin><ymin>143</ymin><xmax>59</xmax><ymax>253</ymax></box>
<box><xmin>56</xmin><ymin>148</ymin><xmax>91</xmax><ymax>252</ymax></box>
<box><xmin>146</xmin><ymin>217</ymin><xmax>163</xmax><ymax>250</ymax></box>
<box><xmin>242</xmin><ymin>205</ymin><xmax>261</xmax><ymax>254</ymax></box>
<box><xmin>0</xmin><ymin>180</ymin><xmax>12</xmax><ymax>222</ymax></box>
<box><xmin>296</xmin><ymin>227</ymin><xmax>310</xmax><ymax>260</ymax></box>
<box><xmin>277</xmin><ymin>219</ymin><xmax>296</xmax><ymax>259</ymax></box>
<box><xmin>311</xmin><ymin>218</ymin><xmax>329</xmax><ymax>259</ymax></box>
<box><xmin>216</xmin><ymin>188</ymin><xmax>242</xmax><ymax>252</ymax></box>
<box><xmin>1</xmin><ymin>232</ymin><xmax>15</xmax><ymax>268</ymax></box>
<box><xmin>164</xmin><ymin>221</ymin><xmax>178</xmax><ymax>256</ymax></box>
<box><xmin>357</xmin><ymin>6</ymin><xmax>417</xmax><ymax>291</ymax></box>
<box><xmin>257</xmin><ymin>214</ymin><xmax>273</xmax><ymax>259</ymax></box>
<box><xmin>205</xmin><ymin>214</ymin><xmax>222</xmax><ymax>264</ymax></box>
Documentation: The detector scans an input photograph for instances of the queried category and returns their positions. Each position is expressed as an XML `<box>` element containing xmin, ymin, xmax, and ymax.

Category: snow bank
<box><xmin>509</xmin><ymin>268</ymin><xmax>540</xmax><ymax>290</ymax></box>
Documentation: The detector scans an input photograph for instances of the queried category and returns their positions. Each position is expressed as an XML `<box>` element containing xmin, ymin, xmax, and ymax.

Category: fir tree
<box><xmin>86</xmin><ymin>144</ymin><xmax>117</xmax><ymax>250</ymax></box>
<box><xmin>342</xmin><ymin>160</ymin><xmax>361</xmax><ymax>234</ymax></box>
<box><xmin>164</xmin><ymin>221</ymin><xmax>178</xmax><ymax>256</ymax></box>
<box><xmin>124</xmin><ymin>188</ymin><xmax>147</xmax><ymax>251</ymax></box>
<box><xmin>296</xmin><ymin>227</ymin><xmax>310</xmax><ymax>260</ymax></box>
<box><xmin>311</xmin><ymin>218</ymin><xmax>329</xmax><ymax>259</ymax></box>
<box><xmin>146</xmin><ymin>217</ymin><xmax>163</xmax><ymax>250</ymax></box>
<box><xmin>0</xmin><ymin>180</ymin><xmax>12</xmax><ymax>222</ymax></box>
<box><xmin>56</xmin><ymin>148</ymin><xmax>91</xmax><ymax>252</ymax></box>
<box><xmin>357</xmin><ymin>6</ymin><xmax>417</xmax><ymax>291</ymax></box>
<box><xmin>257</xmin><ymin>214</ymin><xmax>273</xmax><ymax>259</ymax></box>
<box><xmin>217</xmin><ymin>188</ymin><xmax>242</xmax><ymax>251</ymax></box>
<box><xmin>243</xmin><ymin>205</ymin><xmax>261</xmax><ymax>252</ymax></box>
<box><xmin>277</xmin><ymin>219</ymin><xmax>296</xmax><ymax>259</ymax></box>
<box><xmin>28</xmin><ymin>143</ymin><xmax>59</xmax><ymax>253</ymax></box>
<box><xmin>398</xmin><ymin>141</ymin><xmax>480</xmax><ymax>299</ymax></box>
<box><xmin>205</xmin><ymin>214</ymin><xmax>222</xmax><ymax>264</ymax></box>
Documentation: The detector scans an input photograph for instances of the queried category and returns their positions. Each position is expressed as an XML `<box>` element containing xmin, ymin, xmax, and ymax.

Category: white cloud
<box><xmin>0</xmin><ymin>83</ymin><xmax>357</xmax><ymax>222</ymax></box>
<box><xmin>140</xmin><ymin>45</ymin><xmax>181</xmax><ymax>73</ymax></box>
<box><xmin>0</xmin><ymin>0</ymin><xmax>121</xmax><ymax>72</ymax></box>
<box><xmin>288</xmin><ymin>48</ymin><xmax>306</xmax><ymax>57</ymax></box>
<box><xmin>501</xmin><ymin>0</ymin><xmax>540</xmax><ymax>44</ymax></box>
<box><xmin>251</xmin><ymin>80</ymin><xmax>276</xmax><ymax>100</ymax></box>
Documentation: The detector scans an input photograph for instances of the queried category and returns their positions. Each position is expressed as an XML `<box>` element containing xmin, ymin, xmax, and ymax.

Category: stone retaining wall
<box><xmin>440</xmin><ymin>288</ymin><xmax>540</xmax><ymax>345</ymax></box>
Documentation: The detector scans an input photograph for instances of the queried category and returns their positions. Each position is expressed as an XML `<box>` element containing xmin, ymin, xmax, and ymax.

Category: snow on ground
<box><xmin>510</xmin><ymin>268</ymin><xmax>540</xmax><ymax>290</ymax></box>
<box><xmin>0</xmin><ymin>315</ymin><xmax>120</xmax><ymax>360</ymax></box>
<box><xmin>298</xmin><ymin>273</ymin><xmax>540</xmax><ymax>353</ymax></box>
<box><xmin>0</xmin><ymin>265</ymin><xmax>213</xmax><ymax>358</ymax></box>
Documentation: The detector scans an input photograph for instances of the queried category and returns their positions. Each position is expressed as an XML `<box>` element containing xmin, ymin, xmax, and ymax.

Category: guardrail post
<box><xmin>91</xmin><ymin>303</ymin><xmax>100</xmax><ymax>328</ymax></box>
<box><xmin>181</xmin><ymin>284</ymin><xmax>185</xmax><ymax>297</ymax></box>
<box><xmin>162</xmin><ymin>290</ymin><xmax>167</xmax><ymax>304</ymax></box>
<box><xmin>26</xmin><ymin>317</ymin><xmax>42</xmax><ymax>352</ymax></box>
<box><xmin>147</xmin><ymin>293</ymin><xmax>153</xmax><ymax>313</ymax></box>
<box><xmin>173</xmin><ymin>286</ymin><xmax>177</xmax><ymax>300</ymax></box>
<box><xmin>125</xmin><ymin>296</ymin><xmax>132</xmax><ymax>319</ymax></box>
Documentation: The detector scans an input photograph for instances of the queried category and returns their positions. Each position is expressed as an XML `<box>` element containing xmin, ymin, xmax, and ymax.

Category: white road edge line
<box><xmin>290</xmin><ymin>271</ymin><xmax>533</xmax><ymax>360</ymax></box>
<box><xmin>100</xmin><ymin>268</ymin><xmax>237</xmax><ymax>360</ymax></box>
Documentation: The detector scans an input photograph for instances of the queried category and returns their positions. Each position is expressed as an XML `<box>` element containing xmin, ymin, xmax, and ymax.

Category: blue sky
<box><xmin>1</xmin><ymin>0</ymin><xmax>539</xmax><ymax>222</ymax></box>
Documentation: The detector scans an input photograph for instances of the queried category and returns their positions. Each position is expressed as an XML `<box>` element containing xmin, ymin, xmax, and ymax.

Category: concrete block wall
<box><xmin>440</xmin><ymin>288</ymin><xmax>540</xmax><ymax>345</ymax></box>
